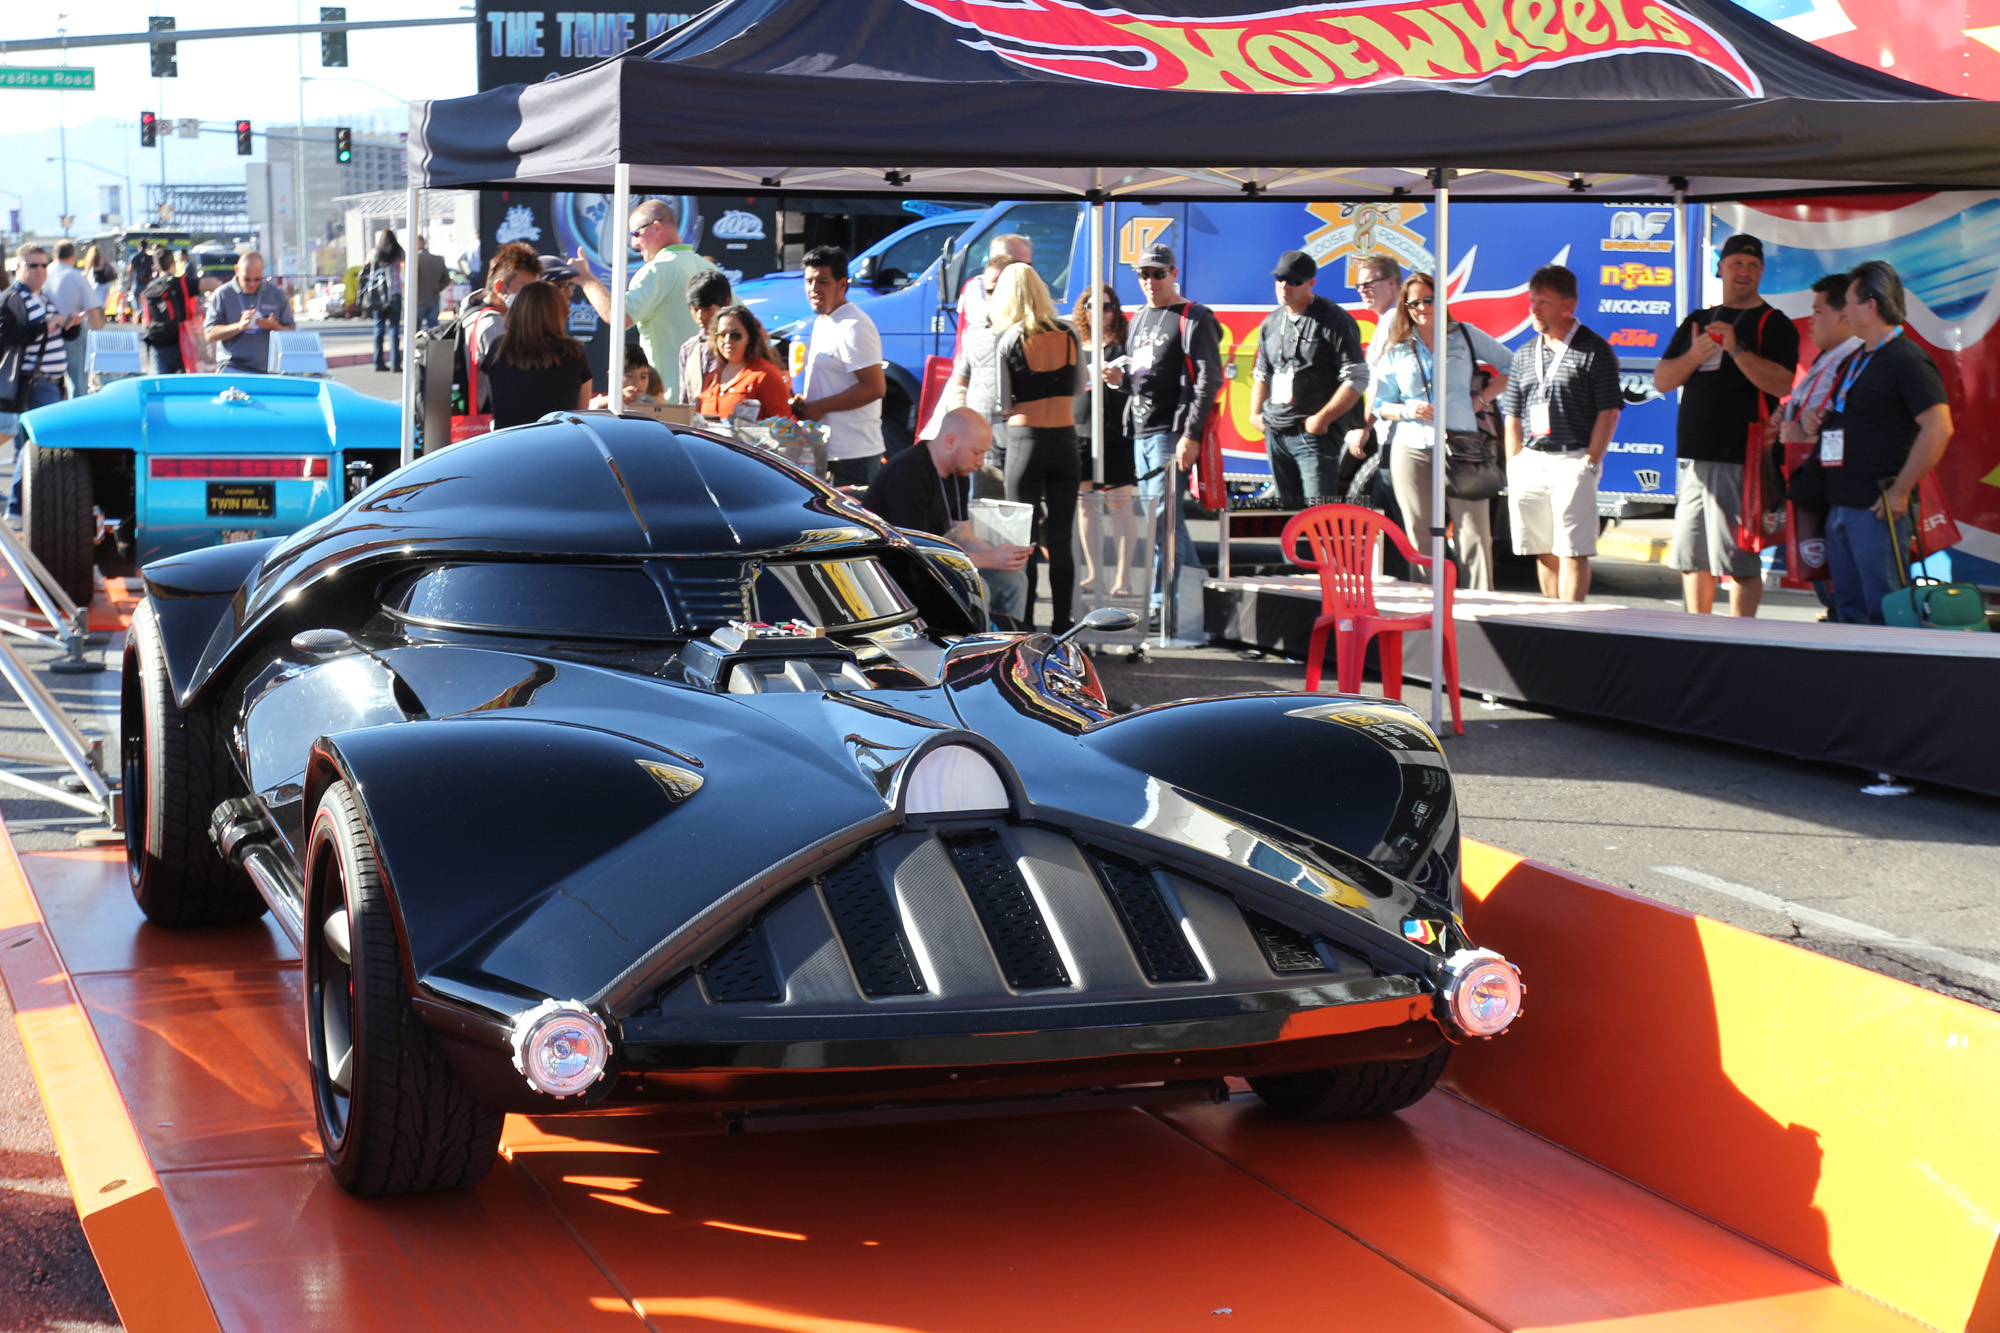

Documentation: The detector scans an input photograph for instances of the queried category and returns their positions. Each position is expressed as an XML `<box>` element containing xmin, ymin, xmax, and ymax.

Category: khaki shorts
<box><xmin>1506</xmin><ymin>448</ymin><xmax>1599</xmax><ymax>557</ymax></box>
<box><xmin>1668</xmin><ymin>457</ymin><xmax>1761</xmax><ymax>580</ymax></box>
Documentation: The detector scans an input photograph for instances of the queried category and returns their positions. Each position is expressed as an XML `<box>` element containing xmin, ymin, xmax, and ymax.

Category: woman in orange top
<box><xmin>698</xmin><ymin>305</ymin><xmax>793</xmax><ymax>421</ymax></box>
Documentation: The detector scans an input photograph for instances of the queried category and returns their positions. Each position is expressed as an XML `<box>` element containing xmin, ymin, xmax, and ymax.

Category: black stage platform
<box><xmin>1205</xmin><ymin>575</ymin><xmax>2000</xmax><ymax>798</ymax></box>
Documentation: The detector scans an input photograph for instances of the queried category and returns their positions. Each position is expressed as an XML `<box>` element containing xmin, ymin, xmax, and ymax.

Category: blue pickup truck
<box><xmin>772</xmin><ymin>196</ymin><xmax>1686</xmax><ymax>507</ymax></box>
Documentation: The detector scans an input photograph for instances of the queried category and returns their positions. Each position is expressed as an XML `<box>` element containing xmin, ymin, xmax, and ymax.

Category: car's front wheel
<box><xmin>306</xmin><ymin>780</ymin><xmax>502</xmax><ymax>1195</ymax></box>
<box><xmin>122</xmin><ymin>599</ymin><xmax>265</xmax><ymax>925</ymax></box>
<box><xmin>1247</xmin><ymin>1045</ymin><xmax>1450</xmax><ymax>1119</ymax></box>
<box><xmin>22</xmin><ymin>443</ymin><xmax>96</xmax><ymax>607</ymax></box>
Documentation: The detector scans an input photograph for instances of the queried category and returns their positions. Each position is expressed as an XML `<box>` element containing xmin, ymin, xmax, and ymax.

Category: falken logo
<box><xmin>1602</xmin><ymin>209</ymin><xmax>1674</xmax><ymax>253</ymax></box>
<box><xmin>899</xmin><ymin>0</ymin><xmax>1761</xmax><ymax>96</ymax></box>
<box><xmin>712</xmin><ymin>209</ymin><xmax>766</xmax><ymax>241</ymax></box>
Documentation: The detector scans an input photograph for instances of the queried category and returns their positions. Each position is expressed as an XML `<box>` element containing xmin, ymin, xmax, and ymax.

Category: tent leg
<box><xmin>400</xmin><ymin>184</ymin><xmax>420</xmax><ymax>468</ymax></box>
<box><xmin>1672</xmin><ymin>178</ymin><xmax>1688</xmax><ymax>331</ymax></box>
<box><xmin>1429</xmin><ymin>169</ymin><xmax>1451</xmax><ymax>734</ymax></box>
<box><xmin>609</xmin><ymin>163</ymin><xmax>631</xmax><ymax>415</ymax></box>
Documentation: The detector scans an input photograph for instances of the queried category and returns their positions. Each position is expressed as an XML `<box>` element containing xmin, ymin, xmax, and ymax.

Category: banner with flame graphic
<box><xmin>901</xmin><ymin>0</ymin><xmax>1761</xmax><ymax>96</ymax></box>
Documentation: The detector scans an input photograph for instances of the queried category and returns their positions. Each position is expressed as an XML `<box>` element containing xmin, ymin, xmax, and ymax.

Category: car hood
<box><xmin>20</xmin><ymin>373</ymin><xmax>397</xmax><ymax>454</ymax></box>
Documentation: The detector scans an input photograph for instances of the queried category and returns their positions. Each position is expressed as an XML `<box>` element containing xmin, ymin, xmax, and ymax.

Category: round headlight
<box><xmin>510</xmin><ymin>999</ymin><xmax>610</xmax><ymax>1098</ymax></box>
<box><xmin>1441</xmin><ymin>949</ymin><xmax>1524</xmax><ymax>1039</ymax></box>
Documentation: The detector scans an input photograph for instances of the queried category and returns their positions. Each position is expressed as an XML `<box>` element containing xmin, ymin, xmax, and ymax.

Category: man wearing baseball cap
<box><xmin>1251</xmin><ymin>249</ymin><xmax>1368</xmax><ymax>508</ymax></box>
<box><xmin>1102</xmin><ymin>242</ymin><xmax>1223</xmax><ymax>619</ymax></box>
<box><xmin>1654</xmin><ymin>232</ymin><xmax>1800</xmax><ymax>616</ymax></box>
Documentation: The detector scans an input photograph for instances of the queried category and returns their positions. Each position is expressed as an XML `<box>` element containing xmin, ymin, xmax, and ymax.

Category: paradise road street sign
<box><xmin>0</xmin><ymin>67</ymin><xmax>96</xmax><ymax>90</ymax></box>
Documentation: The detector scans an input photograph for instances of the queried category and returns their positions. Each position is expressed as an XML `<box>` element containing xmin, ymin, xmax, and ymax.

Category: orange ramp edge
<box><xmin>0</xmin><ymin>816</ymin><xmax>1990</xmax><ymax>1331</ymax></box>
<box><xmin>1451</xmin><ymin>838</ymin><xmax>2000</xmax><ymax>1333</ymax></box>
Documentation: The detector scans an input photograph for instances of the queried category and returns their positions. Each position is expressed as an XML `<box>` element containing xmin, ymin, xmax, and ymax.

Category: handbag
<box><xmin>1910</xmin><ymin>471</ymin><xmax>1962</xmax><ymax>558</ymax></box>
<box><xmin>1178</xmin><ymin>306</ymin><xmax>1227</xmax><ymax>513</ymax></box>
<box><xmin>1735</xmin><ymin>311</ymin><xmax>1787</xmax><ymax>553</ymax></box>
<box><xmin>1881</xmin><ymin>485</ymin><xmax>1988</xmax><ymax>631</ymax></box>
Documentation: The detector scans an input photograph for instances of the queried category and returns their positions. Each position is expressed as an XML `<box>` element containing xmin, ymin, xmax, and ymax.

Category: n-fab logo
<box><xmin>900</xmin><ymin>0</ymin><xmax>1761</xmax><ymax>96</ymax></box>
<box><xmin>1602</xmin><ymin>262</ymin><xmax>1673</xmax><ymax>290</ymax></box>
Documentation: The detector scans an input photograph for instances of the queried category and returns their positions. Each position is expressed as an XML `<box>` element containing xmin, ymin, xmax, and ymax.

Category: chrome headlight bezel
<box><xmin>1439</xmin><ymin>948</ymin><xmax>1525</xmax><ymax>1040</ymax></box>
<box><xmin>509</xmin><ymin>998</ymin><xmax>611</xmax><ymax>1098</ymax></box>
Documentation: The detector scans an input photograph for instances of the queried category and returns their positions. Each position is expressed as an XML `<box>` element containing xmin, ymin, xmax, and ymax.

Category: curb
<box><xmin>1598</xmin><ymin>528</ymin><xmax>1670</xmax><ymax>564</ymax></box>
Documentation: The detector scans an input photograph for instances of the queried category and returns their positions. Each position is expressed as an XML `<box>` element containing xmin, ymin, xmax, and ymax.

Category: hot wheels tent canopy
<box><xmin>409</xmin><ymin>0</ymin><xmax>2000</xmax><ymax>199</ymax></box>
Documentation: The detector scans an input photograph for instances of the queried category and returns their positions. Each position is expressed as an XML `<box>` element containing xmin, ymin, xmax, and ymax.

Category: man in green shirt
<box><xmin>573</xmin><ymin>200</ymin><xmax>718</xmax><ymax>405</ymax></box>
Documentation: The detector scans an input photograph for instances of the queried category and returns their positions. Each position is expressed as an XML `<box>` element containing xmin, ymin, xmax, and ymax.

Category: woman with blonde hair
<box><xmin>1370</xmin><ymin>272</ymin><xmax>1510</xmax><ymax>590</ymax></box>
<box><xmin>991</xmin><ymin>262</ymin><xmax>1082</xmax><ymax>632</ymax></box>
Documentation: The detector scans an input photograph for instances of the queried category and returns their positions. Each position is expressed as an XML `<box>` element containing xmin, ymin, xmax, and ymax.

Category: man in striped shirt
<box><xmin>2</xmin><ymin>246</ymin><xmax>83</xmax><ymax>517</ymax></box>
<box><xmin>1500</xmin><ymin>264</ymin><xmax>1624</xmax><ymax>602</ymax></box>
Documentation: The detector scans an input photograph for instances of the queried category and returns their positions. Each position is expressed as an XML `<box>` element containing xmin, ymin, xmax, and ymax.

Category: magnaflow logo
<box><xmin>712</xmin><ymin>210</ymin><xmax>766</xmax><ymax>241</ymax></box>
<box><xmin>899</xmin><ymin>0</ymin><xmax>1761</xmax><ymax>96</ymax></box>
<box><xmin>1603</xmin><ymin>210</ymin><xmax>1674</xmax><ymax>252</ymax></box>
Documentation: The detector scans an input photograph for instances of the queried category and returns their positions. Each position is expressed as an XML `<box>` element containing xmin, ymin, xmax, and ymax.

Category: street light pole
<box><xmin>296</xmin><ymin>0</ymin><xmax>309</xmax><ymax>283</ymax></box>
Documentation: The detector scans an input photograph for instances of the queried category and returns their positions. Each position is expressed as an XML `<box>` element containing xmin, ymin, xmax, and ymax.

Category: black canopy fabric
<box><xmin>410</xmin><ymin>0</ymin><xmax>2000</xmax><ymax>199</ymax></box>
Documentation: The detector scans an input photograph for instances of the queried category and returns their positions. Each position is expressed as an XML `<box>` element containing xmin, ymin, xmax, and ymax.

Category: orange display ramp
<box><xmin>4</xmin><ymin>829</ymin><xmax>1996</xmax><ymax>1332</ymax></box>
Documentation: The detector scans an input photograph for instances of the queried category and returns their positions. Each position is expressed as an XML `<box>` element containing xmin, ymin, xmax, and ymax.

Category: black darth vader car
<box><xmin>121</xmin><ymin>414</ymin><xmax>1522</xmax><ymax>1195</ymax></box>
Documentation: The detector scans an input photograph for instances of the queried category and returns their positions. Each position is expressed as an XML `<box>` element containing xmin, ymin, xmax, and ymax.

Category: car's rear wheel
<box><xmin>122</xmin><ymin>599</ymin><xmax>265</xmax><ymax>925</ymax></box>
<box><xmin>307</xmin><ymin>780</ymin><xmax>502</xmax><ymax>1195</ymax></box>
<box><xmin>1247</xmin><ymin>1045</ymin><xmax>1450</xmax><ymax>1119</ymax></box>
<box><xmin>22</xmin><ymin>443</ymin><xmax>97</xmax><ymax>607</ymax></box>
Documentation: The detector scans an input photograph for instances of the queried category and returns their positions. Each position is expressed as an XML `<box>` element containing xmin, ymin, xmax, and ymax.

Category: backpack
<box><xmin>361</xmin><ymin>263</ymin><xmax>392</xmax><ymax>315</ymax></box>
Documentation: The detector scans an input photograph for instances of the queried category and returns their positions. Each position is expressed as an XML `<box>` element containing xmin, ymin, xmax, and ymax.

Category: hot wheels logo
<box><xmin>901</xmin><ymin>0</ymin><xmax>1760</xmax><ymax>96</ymax></box>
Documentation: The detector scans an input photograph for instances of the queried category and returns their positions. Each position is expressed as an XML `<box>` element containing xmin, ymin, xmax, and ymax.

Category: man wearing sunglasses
<box><xmin>1251</xmin><ymin>249</ymin><xmax>1367</xmax><ymax>509</ymax></box>
<box><xmin>573</xmin><ymin>199</ymin><xmax>716</xmax><ymax>405</ymax></box>
<box><xmin>1</xmin><ymin>246</ymin><xmax>83</xmax><ymax>516</ymax></box>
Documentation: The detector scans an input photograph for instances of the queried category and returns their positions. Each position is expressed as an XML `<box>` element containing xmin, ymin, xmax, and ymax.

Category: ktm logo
<box><xmin>1607</xmin><ymin>328</ymin><xmax>1658</xmax><ymax>347</ymax></box>
<box><xmin>900</xmin><ymin>0</ymin><xmax>1761</xmax><ymax>97</ymax></box>
<box><xmin>1602</xmin><ymin>263</ymin><xmax>1674</xmax><ymax>290</ymax></box>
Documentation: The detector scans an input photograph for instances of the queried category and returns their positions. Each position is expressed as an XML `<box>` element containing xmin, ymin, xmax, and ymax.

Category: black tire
<box><xmin>307</xmin><ymin>781</ymin><xmax>502</xmax><ymax>1195</ymax></box>
<box><xmin>1247</xmin><ymin>1045</ymin><xmax>1450</xmax><ymax>1119</ymax></box>
<box><xmin>122</xmin><ymin>599</ymin><xmax>265</xmax><ymax>926</ymax></box>
<box><xmin>22</xmin><ymin>443</ymin><xmax>96</xmax><ymax>607</ymax></box>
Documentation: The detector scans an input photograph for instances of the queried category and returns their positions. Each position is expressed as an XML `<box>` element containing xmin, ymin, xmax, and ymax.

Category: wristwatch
<box><xmin>1583</xmin><ymin>459</ymin><xmax>1601</xmax><ymax>474</ymax></box>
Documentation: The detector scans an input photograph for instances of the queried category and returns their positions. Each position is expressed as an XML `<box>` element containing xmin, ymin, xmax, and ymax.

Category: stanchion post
<box><xmin>400</xmin><ymin>182</ymin><xmax>421</xmax><ymax>467</ymax></box>
<box><xmin>1428</xmin><ymin>168</ymin><xmax>1452</xmax><ymax>734</ymax></box>
<box><xmin>608</xmin><ymin>163</ymin><xmax>631</xmax><ymax>415</ymax></box>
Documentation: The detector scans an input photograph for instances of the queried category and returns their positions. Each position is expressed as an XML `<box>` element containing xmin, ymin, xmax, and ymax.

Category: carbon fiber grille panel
<box><xmin>942</xmin><ymin>832</ymin><xmax>1071</xmax><ymax>991</ymax></box>
<box><xmin>820</xmin><ymin>852</ymin><xmax>926</xmax><ymax>997</ymax></box>
<box><xmin>700</xmin><ymin>927</ymin><xmax>782</xmax><ymax>1002</ymax></box>
<box><xmin>1244</xmin><ymin>911</ymin><xmax>1327</xmax><ymax>974</ymax></box>
<box><xmin>652</xmin><ymin>560</ymin><xmax>752</xmax><ymax>633</ymax></box>
<box><xmin>1083</xmin><ymin>847</ymin><xmax>1206</xmax><ymax>984</ymax></box>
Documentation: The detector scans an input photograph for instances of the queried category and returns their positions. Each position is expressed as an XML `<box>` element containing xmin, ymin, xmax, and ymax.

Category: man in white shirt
<box><xmin>791</xmin><ymin>245</ymin><xmax>887</xmax><ymax>487</ymax></box>
<box><xmin>44</xmin><ymin>242</ymin><xmax>98</xmax><ymax>399</ymax></box>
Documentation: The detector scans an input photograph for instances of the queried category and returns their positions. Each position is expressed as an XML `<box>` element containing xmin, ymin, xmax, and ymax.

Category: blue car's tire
<box><xmin>22</xmin><ymin>444</ymin><xmax>95</xmax><ymax>607</ymax></box>
<box><xmin>1247</xmin><ymin>1045</ymin><xmax>1450</xmax><ymax>1119</ymax></box>
<box><xmin>121</xmin><ymin>599</ymin><xmax>265</xmax><ymax>926</ymax></box>
<box><xmin>306</xmin><ymin>780</ymin><xmax>502</xmax><ymax>1195</ymax></box>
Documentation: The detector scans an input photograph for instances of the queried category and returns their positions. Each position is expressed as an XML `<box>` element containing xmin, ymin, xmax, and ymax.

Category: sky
<box><xmin>0</xmin><ymin>1</ymin><xmax>477</xmax><ymax>233</ymax></box>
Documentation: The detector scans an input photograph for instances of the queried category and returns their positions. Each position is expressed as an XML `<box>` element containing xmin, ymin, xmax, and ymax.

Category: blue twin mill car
<box><xmin>119</xmin><ymin>413</ymin><xmax>1524</xmax><ymax>1196</ymax></box>
<box><xmin>18</xmin><ymin>374</ymin><xmax>403</xmax><ymax>603</ymax></box>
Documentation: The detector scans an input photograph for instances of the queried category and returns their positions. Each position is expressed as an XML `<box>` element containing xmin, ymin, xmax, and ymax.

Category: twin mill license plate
<box><xmin>207</xmin><ymin>482</ymin><xmax>275</xmax><ymax>519</ymax></box>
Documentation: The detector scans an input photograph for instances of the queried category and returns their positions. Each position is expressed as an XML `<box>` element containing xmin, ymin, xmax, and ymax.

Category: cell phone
<box><xmin>1106</xmin><ymin>355</ymin><xmax>1132</xmax><ymax>372</ymax></box>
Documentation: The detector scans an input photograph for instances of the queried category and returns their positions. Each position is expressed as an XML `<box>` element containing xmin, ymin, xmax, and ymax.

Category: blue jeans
<box><xmin>1137</xmin><ymin>431</ymin><xmax>1198</xmax><ymax>611</ymax></box>
<box><xmin>828</xmin><ymin>454</ymin><xmax>883</xmax><ymax>488</ymax></box>
<box><xmin>982</xmin><ymin>569</ymin><xmax>1028</xmax><ymax>628</ymax></box>
<box><xmin>417</xmin><ymin>302</ymin><xmax>439</xmax><ymax>332</ymax></box>
<box><xmin>1264</xmin><ymin>423</ymin><xmax>1332</xmax><ymax>508</ymax></box>
<box><xmin>374</xmin><ymin>301</ymin><xmax>403</xmax><ymax>368</ymax></box>
<box><xmin>1825</xmin><ymin>504</ymin><xmax>1901</xmax><ymax>625</ymax></box>
<box><xmin>9</xmin><ymin>377</ymin><xmax>65</xmax><ymax>515</ymax></box>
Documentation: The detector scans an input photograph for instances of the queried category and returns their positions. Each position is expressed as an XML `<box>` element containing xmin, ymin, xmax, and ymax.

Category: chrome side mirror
<box><xmin>291</xmin><ymin>628</ymin><xmax>354</xmax><ymax>658</ymax></box>
<box><xmin>1051</xmin><ymin>606</ymin><xmax>1141</xmax><ymax>648</ymax></box>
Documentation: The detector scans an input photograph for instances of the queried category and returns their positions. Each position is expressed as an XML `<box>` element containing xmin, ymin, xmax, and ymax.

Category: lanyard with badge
<box><xmin>1270</xmin><ymin>306</ymin><xmax>1309</xmax><ymax>406</ymax></box>
<box><xmin>1819</xmin><ymin>326</ymin><xmax>1900</xmax><ymax>467</ymax></box>
<box><xmin>1527</xmin><ymin>326</ymin><xmax>1574</xmax><ymax>438</ymax></box>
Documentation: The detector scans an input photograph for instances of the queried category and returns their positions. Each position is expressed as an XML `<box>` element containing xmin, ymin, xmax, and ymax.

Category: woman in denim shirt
<box><xmin>1371</xmin><ymin>274</ymin><xmax>1510</xmax><ymax>590</ymax></box>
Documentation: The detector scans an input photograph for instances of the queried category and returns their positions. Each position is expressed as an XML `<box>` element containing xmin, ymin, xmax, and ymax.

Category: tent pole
<box><xmin>609</xmin><ymin>162</ymin><xmax>631</xmax><ymax>415</ymax></box>
<box><xmin>400</xmin><ymin>182</ymin><xmax>420</xmax><ymax>468</ymax></box>
<box><xmin>1428</xmin><ymin>169</ymin><xmax>1451</xmax><ymax>733</ymax></box>
<box><xmin>1090</xmin><ymin>173</ymin><xmax>1104</xmax><ymax>490</ymax></box>
<box><xmin>1672</xmin><ymin>177</ymin><xmax>1688</xmax><ymax>331</ymax></box>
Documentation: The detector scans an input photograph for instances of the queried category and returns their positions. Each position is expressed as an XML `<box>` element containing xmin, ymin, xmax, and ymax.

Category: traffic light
<box><xmin>140</xmin><ymin>111</ymin><xmax>158</xmax><ymax>148</ymax></box>
<box><xmin>236</xmin><ymin>120</ymin><xmax>253</xmax><ymax>155</ymax></box>
<box><xmin>321</xmin><ymin>7</ymin><xmax>348</xmax><ymax>67</ymax></box>
<box><xmin>148</xmin><ymin>16</ymin><xmax>177</xmax><ymax>78</ymax></box>
<box><xmin>334</xmin><ymin>127</ymin><xmax>353</xmax><ymax>164</ymax></box>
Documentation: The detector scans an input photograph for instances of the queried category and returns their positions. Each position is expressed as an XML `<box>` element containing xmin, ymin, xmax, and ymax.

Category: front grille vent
<box><xmin>1083</xmin><ymin>847</ymin><xmax>1206</xmax><ymax>984</ymax></box>
<box><xmin>942</xmin><ymin>831</ymin><xmax>1071</xmax><ymax>991</ymax></box>
<box><xmin>820</xmin><ymin>852</ymin><xmax>926</xmax><ymax>997</ymax></box>
<box><xmin>700</xmin><ymin>926</ymin><xmax>782</xmax><ymax>1002</ymax></box>
<box><xmin>1244</xmin><ymin>911</ymin><xmax>1328</xmax><ymax>974</ymax></box>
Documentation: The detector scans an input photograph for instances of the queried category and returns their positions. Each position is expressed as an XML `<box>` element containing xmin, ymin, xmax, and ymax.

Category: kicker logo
<box><xmin>1602</xmin><ymin>263</ymin><xmax>1674</xmax><ymax>290</ymax></box>
<box><xmin>1600</xmin><ymin>298</ymin><xmax>1672</xmax><ymax>314</ymax></box>
<box><xmin>1602</xmin><ymin>209</ymin><xmax>1674</xmax><ymax>252</ymax></box>
<box><xmin>899</xmin><ymin>0</ymin><xmax>1762</xmax><ymax>97</ymax></box>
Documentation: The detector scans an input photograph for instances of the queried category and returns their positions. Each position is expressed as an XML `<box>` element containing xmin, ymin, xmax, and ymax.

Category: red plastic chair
<box><xmin>1280</xmin><ymin>504</ymin><xmax>1462</xmax><ymax>735</ymax></box>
